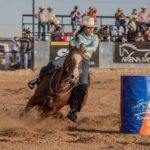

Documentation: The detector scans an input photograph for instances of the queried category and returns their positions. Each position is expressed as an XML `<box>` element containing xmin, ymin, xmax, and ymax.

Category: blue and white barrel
<box><xmin>121</xmin><ymin>76</ymin><xmax>150</xmax><ymax>134</ymax></box>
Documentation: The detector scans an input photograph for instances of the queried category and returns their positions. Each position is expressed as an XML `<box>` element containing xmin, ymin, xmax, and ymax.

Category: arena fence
<box><xmin>22</xmin><ymin>14</ymin><xmax>130</xmax><ymax>37</ymax></box>
<box><xmin>33</xmin><ymin>41</ymin><xmax>150</xmax><ymax>69</ymax></box>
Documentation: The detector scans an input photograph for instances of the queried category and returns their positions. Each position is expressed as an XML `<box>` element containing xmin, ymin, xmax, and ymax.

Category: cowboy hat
<box><xmin>39</xmin><ymin>5</ymin><xmax>45</xmax><ymax>10</ymax></box>
<box><xmin>80</xmin><ymin>16</ymin><xmax>98</xmax><ymax>28</ymax></box>
<box><xmin>117</xmin><ymin>8</ymin><xmax>122</xmax><ymax>11</ymax></box>
<box><xmin>47</xmin><ymin>6</ymin><xmax>53</xmax><ymax>10</ymax></box>
<box><xmin>141</xmin><ymin>5</ymin><xmax>147</xmax><ymax>9</ymax></box>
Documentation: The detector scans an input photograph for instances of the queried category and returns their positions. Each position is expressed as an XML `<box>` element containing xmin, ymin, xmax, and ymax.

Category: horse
<box><xmin>21</xmin><ymin>45</ymin><xmax>89</xmax><ymax>120</ymax></box>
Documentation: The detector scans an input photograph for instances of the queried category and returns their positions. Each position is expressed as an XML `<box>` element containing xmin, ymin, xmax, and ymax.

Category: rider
<box><xmin>28</xmin><ymin>16</ymin><xmax>99</xmax><ymax>122</ymax></box>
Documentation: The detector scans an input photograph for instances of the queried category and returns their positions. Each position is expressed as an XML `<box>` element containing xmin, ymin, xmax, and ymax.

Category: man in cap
<box><xmin>70</xmin><ymin>5</ymin><xmax>81</xmax><ymax>33</ymax></box>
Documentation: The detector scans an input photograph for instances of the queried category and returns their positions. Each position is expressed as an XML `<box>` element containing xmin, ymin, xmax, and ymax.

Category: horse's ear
<box><xmin>79</xmin><ymin>44</ymin><xmax>85</xmax><ymax>53</ymax></box>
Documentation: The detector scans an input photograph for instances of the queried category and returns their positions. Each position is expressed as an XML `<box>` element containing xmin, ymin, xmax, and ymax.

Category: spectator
<box><xmin>128</xmin><ymin>9</ymin><xmax>138</xmax><ymax>32</ymax></box>
<box><xmin>70</xmin><ymin>6</ymin><xmax>81</xmax><ymax>33</ymax></box>
<box><xmin>37</xmin><ymin>5</ymin><xmax>47</xmax><ymax>40</ymax></box>
<box><xmin>58</xmin><ymin>32</ymin><xmax>67</xmax><ymax>42</ymax></box>
<box><xmin>128</xmin><ymin>19</ymin><xmax>137</xmax><ymax>33</ymax></box>
<box><xmin>137</xmin><ymin>6</ymin><xmax>149</xmax><ymax>32</ymax></box>
<box><xmin>51</xmin><ymin>20</ymin><xmax>62</xmax><ymax>33</ymax></box>
<box><xmin>145</xmin><ymin>32</ymin><xmax>150</xmax><ymax>42</ymax></box>
<box><xmin>130</xmin><ymin>9</ymin><xmax>138</xmax><ymax>22</ymax></box>
<box><xmin>115</xmin><ymin>8</ymin><xmax>126</xmax><ymax>34</ymax></box>
<box><xmin>127</xmin><ymin>25</ymin><xmax>137</xmax><ymax>42</ymax></box>
<box><xmin>135</xmin><ymin>31</ymin><xmax>145</xmax><ymax>42</ymax></box>
<box><xmin>12</xmin><ymin>36</ymin><xmax>20</xmax><ymax>66</ymax></box>
<box><xmin>145</xmin><ymin>26</ymin><xmax>150</xmax><ymax>35</ymax></box>
<box><xmin>97</xmin><ymin>26</ymin><xmax>111</xmax><ymax>42</ymax></box>
<box><xmin>20</xmin><ymin>30</ymin><xmax>32</xmax><ymax>69</ymax></box>
<box><xmin>116</xmin><ymin>32</ymin><xmax>123</xmax><ymax>42</ymax></box>
<box><xmin>87</xmin><ymin>7</ymin><xmax>97</xmax><ymax>22</ymax></box>
<box><xmin>110</xmin><ymin>26</ymin><xmax>118</xmax><ymax>41</ymax></box>
<box><xmin>47</xmin><ymin>6</ymin><xmax>56</xmax><ymax>33</ymax></box>
<box><xmin>102</xmin><ymin>26</ymin><xmax>111</xmax><ymax>42</ymax></box>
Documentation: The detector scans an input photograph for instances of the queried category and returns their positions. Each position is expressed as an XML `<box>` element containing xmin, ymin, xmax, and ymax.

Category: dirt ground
<box><xmin>0</xmin><ymin>68</ymin><xmax>150</xmax><ymax>150</ymax></box>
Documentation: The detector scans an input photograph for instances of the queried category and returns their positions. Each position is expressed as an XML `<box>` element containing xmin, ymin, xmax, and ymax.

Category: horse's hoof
<box><xmin>53</xmin><ymin>112</ymin><xmax>64</xmax><ymax>119</ymax></box>
<box><xmin>62</xmin><ymin>117</ymin><xmax>77</xmax><ymax>126</ymax></box>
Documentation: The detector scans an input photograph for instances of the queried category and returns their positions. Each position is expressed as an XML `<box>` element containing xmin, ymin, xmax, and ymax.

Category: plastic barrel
<box><xmin>121</xmin><ymin>76</ymin><xmax>150</xmax><ymax>134</ymax></box>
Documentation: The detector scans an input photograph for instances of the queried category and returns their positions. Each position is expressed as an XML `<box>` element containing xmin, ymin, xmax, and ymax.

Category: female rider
<box><xmin>28</xmin><ymin>16</ymin><xmax>99</xmax><ymax>122</ymax></box>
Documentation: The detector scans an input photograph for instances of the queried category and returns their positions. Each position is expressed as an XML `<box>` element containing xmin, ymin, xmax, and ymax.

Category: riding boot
<box><xmin>76</xmin><ymin>84</ymin><xmax>87</xmax><ymax>112</ymax></box>
<box><xmin>66</xmin><ymin>109</ymin><xmax>78</xmax><ymax>123</ymax></box>
<box><xmin>67</xmin><ymin>84</ymin><xmax>87</xmax><ymax>122</ymax></box>
<box><xmin>28</xmin><ymin>62</ymin><xmax>55</xmax><ymax>89</ymax></box>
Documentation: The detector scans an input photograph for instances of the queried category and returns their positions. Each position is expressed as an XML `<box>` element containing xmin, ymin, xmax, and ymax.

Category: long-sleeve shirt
<box><xmin>38</xmin><ymin>11</ymin><xmax>47</xmax><ymax>23</ymax></box>
<box><xmin>12</xmin><ymin>41</ymin><xmax>20</xmax><ymax>52</ymax></box>
<box><xmin>138</xmin><ymin>12</ymin><xmax>149</xmax><ymax>23</ymax></box>
<box><xmin>47</xmin><ymin>11</ymin><xmax>56</xmax><ymax>22</ymax></box>
<box><xmin>70</xmin><ymin>32</ymin><xmax>99</xmax><ymax>59</ymax></box>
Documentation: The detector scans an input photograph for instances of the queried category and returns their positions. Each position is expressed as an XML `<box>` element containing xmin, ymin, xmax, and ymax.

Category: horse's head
<box><xmin>64</xmin><ymin>44</ymin><xmax>84</xmax><ymax>83</ymax></box>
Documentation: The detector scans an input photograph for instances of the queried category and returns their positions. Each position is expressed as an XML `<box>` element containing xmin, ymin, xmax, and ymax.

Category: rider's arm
<box><xmin>84</xmin><ymin>35</ymin><xmax>99</xmax><ymax>53</ymax></box>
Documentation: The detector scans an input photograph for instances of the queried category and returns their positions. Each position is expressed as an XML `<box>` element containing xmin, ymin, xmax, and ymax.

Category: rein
<box><xmin>48</xmin><ymin>47</ymin><xmax>83</xmax><ymax>97</ymax></box>
<box><xmin>48</xmin><ymin>66</ymin><xmax>79</xmax><ymax>96</ymax></box>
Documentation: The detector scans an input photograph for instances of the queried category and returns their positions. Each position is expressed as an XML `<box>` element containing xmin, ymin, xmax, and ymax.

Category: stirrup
<box><xmin>27</xmin><ymin>79</ymin><xmax>39</xmax><ymax>89</ymax></box>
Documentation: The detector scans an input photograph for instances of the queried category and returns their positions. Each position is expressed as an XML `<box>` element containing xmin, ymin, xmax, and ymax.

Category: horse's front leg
<box><xmin>20</xmin><ymin>95</ymin><xmax>37</xmax><ymax>117</ymax></box>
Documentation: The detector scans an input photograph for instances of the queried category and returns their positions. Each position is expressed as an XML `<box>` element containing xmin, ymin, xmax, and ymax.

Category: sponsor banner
<box><xmin>51</xmin><ymin>42</ymin><xmax>69</xmax><ymax>46</ymax></box>
<box><xmin>50</xmin><ymin>43</ymin><xmax>99</xmax><ymax>67</ymax></box>
<box><xmin>114</xmin><ymin>42</ymin><xmax>150</xmax><ymax>63</ymax></box>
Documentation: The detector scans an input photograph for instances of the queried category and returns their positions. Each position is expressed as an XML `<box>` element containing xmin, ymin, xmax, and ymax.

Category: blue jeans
<box><xmin>39</xmin><ymin>56</ymin><xmax>90</xmax><ymax>85</ymax></box>
<box><xmin>38</xmin><ymin>21</ymin><xmax>46</xmax><ymax>40</ymax></box>
<box><xmin>79</xmin><ymin>60</ymin><xmax>90</xmax><ymax>84</ymax></box>
<box><xmin>115</xmin><ymin>20</ymin><xmax>126</xmax><ymax>33</ymax></box>
<box><xmin>20</xmin><ymin>51</ymin><xmax>28</xmax><ymax>69</ymax></box>
<box><xmin>71</xmin><ymin>18</ymin><xmax>78</xmax><ymax>31</ymax></box>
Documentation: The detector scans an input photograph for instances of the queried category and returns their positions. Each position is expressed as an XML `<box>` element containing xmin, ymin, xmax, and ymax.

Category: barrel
<box><xmin>121</xmin><ymin>76</ymin><xmax>150</xmax><ymax>134</ymax></box>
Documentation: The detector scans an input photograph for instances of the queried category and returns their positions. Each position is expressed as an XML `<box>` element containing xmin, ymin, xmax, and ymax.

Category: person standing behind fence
<box><xmin>70</xmin><ymin>6</ymin><xmax>81</xmax><ymax>33</ymax></box>
<box><xmin>47</xmin><ymin>6</ymin><xmax>56</xmax><ymax>33</ymax></box>
<box><xmin>20</xmin><ymin>30</ymin><xmax>32</xmax><ymax>69</ymax></box>
<box><xmin>37</xmin><ymin>5</ymin><xmax>47</xmax><ymax>40</ymax></box>
<box><xmin>86</xmin><ymin>7</ymin><xmax>97</xmax><ymax>23</ymax></box>
<box><xmin>115</xmin><ymin>8</ymin><xmax>126</xmax><ymax>34</ymax></box>
<box><xmin>137</xmin><ymin>6</ymin><xmax>149</xmax><ymax>33</ymax></box>
<box><xmin>12</xmin><ymin>36</ymin><xmax>20</xmax><ymax>65</ymax></box>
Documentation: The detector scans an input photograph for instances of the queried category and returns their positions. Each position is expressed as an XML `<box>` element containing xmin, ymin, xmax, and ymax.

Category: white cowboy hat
<box><xmin>80</xmin><ymin>16</ymin><xmax>98</xmax><ymax>28</ymax></box>
<box><xmin>117</xmin><ymin>8</ymin><xmax>122</xmax><ymax>11</ymax></box>
<box><xmin>39</xmin><ymin>5</ymin><xmax>45</xmax><ymax>10</ymax></box>
<box><xmin>141</xmin><ymin>5</ymin><xmax>147</xmax><ymax>9</ymax></box>
<box><xmin>47</xmin><ymin>6</ymin><xmax>53</xmax><ymax>10</ymax></box>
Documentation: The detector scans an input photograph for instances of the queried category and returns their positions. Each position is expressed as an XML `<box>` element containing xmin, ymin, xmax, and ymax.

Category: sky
<box><xmin>0</xmin><ymin>0</ymin><xmax>150</xmax><ymax>38</ymax></box>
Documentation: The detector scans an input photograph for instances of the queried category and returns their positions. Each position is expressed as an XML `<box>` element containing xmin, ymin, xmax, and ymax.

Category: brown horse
<box><xmin>22</xmin><ymin>45</ymin><xmax>89</xmax><ymax>119</ymax></box>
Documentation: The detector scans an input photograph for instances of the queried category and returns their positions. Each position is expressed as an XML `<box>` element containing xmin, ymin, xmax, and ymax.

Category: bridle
<box><xmin>48</xmin><ymin>47</ymin><xmax>84</xmax><ymax>96</ymax></box>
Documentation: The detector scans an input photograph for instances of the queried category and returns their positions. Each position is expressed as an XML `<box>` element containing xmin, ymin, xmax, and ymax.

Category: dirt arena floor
<box><xmin>1</xmin><ymin>68</ymin><xmax>150</xmax><ymax>150</ymax></box>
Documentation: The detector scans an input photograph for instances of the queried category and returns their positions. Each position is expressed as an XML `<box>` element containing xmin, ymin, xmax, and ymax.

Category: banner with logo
<box><xmin>50</xmin><ymin>42</ymin><xmax>99</xmax><ymax>67</ymax></box>
<box><xmin>114</xmin><ymin>42</ymin><xmax>150</xmax><ymax>63</ymax></box>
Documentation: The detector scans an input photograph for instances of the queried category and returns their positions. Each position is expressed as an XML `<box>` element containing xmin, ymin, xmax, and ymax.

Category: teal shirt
<box><xmin>70</xmin><ymin>32</ymin><xmax>99</xmax><ymax>58</ymax></box>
